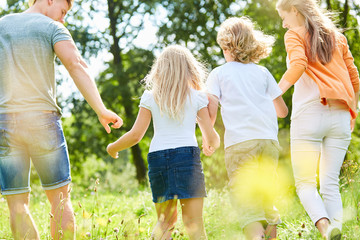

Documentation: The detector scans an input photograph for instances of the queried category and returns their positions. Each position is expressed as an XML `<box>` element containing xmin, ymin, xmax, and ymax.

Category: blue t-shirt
<box><xmin>0</xmin><ymin>13</ymin><xmax>72</xmax><ymax>114</ymax></box>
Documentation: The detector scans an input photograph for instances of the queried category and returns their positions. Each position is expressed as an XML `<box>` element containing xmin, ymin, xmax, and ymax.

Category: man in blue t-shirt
<box><xmin>0</xmin><ymin>0</ymin><xmax>123</xmax><ymax>239</ymax></box>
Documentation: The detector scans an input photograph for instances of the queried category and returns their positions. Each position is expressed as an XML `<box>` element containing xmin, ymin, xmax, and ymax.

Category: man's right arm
<box><xmin>54</xmin><ymin>40</ymin><xmax>123</xmax><ymax>133</ymax></box>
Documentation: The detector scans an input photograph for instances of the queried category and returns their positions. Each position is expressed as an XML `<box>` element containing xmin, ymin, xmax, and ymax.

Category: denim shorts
<box><xmin>147</xmin><ymin>146</ymin><xmax>206</xmax><ymax>203</ymax></box>
<box><xmin>0</xmin><ymin>111</ymin><xmax>71</xmax><ymax>195</ymax></box>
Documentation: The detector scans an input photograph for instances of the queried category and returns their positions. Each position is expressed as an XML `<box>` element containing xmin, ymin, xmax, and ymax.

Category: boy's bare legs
<box><xmin>6</xmin><ymin>193</ymin><xmax>40</xmax><ymax>240</ymax></box>
<box><xmin>244</xmin><ymin>221</ymin><xmax>265</xmax><ymax>240</ymax></box>
<box><xmin>264</xmin><ymin>224</ymin><xmax>277</xmax><ymax>239</ymax></box>
<box><xmin>153</xmin><ymin>199</ymin><xmax>178</xmax><ymax>240</ymax></box>
<box><xmin>45</xmin><ymin>184</ymin><xmax>75</xmax><ymax>240</ymax></box>
<box><xmin>180</xmin><ymin>198</ymin><xmax>207</xmax><ymax>240</ymax></box>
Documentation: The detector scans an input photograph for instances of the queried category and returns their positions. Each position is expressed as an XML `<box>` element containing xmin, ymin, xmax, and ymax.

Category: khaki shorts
<box><xmin>225</xmin><ymin>139</ymin><xmax>281</xmax><ymax>228</ymax></box>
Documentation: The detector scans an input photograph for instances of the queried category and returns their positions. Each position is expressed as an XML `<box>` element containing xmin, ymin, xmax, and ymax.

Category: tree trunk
<box><xmin>107</xmin><ymin>0</ymin><xmax>121</xmax><ymax>66</ymax></box>
<box><xmin>122</xmin><ymin>93</ymin><xmax>147</xmax><ymax>184</ymax></box>
<box><xmin>326</xmin><ymin>0</ymin><xmax>331</xmax><ymax>10</ymax></box>
<box><xmin>107</xmin><ymin>0</ymin><xmax>147</xmax><ymax>184</ymax></box>
<box><xmin>131</xmin><ymin>145</ymin><xmax>148</xmax><ymax>184</ymax></box>
<box><xmin>341</xmin><ymin>0</ymin><xmax>349</xmax><ymax>29</ymax></box>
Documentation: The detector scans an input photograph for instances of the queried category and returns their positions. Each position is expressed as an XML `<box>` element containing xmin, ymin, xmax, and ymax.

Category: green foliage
<box><xmin>156</xmin><ymin>0</ymin><xmax>238</xmax><ymax>66</ymax></box>
<box><xmin>0</xmin><ymin>0</ymin><xmax>28</xmax><ymax>16</ymax></box>
<box><xmin>325</xmin><ymin>0</ymin><xmax>360</xmax><ymax>69</ymax></box>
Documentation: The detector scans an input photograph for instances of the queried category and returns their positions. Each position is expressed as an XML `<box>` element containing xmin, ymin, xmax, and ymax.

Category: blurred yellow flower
<box><xmin>82</xmin><ymin>210</ymin><xmax>91</xmax><ymax>219</ymax></box>
<box><xmin>96</xmin><ymin>217</ymin><xmax>108</xmax><ymax>227</ymax></box>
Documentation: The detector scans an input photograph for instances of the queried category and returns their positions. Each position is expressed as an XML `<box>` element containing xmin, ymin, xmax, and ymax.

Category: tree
<box><xmin>325</xmin><ymin>0</ymin><xmax>360</xmax><ymax>67</ymax></box>
<box><xmin>65</xmin><ymin>0</ymin><xmax>158</xmax><ymax>184</ymax></box>
<box><xmin>0</xmin><ymin>0</ymin><xmax>27</xmax><ymax>15</ymax></box>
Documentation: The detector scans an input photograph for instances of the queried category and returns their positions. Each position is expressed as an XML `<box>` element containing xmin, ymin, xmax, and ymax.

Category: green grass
<box><xmin>1</xmin><ymin>154</ymin><xmax>359</xmax><ymax>239</ymax></box>
<box><xmin>1</xmin><ymin>180</ymin><xmax>359</xmax><ymax>239</ymax></box>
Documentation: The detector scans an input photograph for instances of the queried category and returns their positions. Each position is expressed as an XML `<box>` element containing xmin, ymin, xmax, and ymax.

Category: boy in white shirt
<box><xmin>205</xmin><ymin>17</ymin><xmax>288</xmax><ymax>240</ymax></box>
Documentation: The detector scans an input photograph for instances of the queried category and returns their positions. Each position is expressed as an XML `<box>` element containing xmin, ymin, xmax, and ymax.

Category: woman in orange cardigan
<box><xmin>276</xmin><ymin>0</ymin><xmax>359</xmax><ymax>239</ymax></box>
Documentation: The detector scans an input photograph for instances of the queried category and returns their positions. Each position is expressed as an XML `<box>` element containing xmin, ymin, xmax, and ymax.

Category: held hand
<box><xmin>98</xmin><ymin>109</ymin><xmax>123</xmax><ymax>133</ymax></box>
<box><xmin>107</xmin><ymin>143</ymin><xmax>119</xmax><ymax>159</ymax></box>
<box><xmin>202</xmin><ymin>144</ymin><xmax>215</xmax><ymax>156</ymax></box>
<box><xmin>202</xmin><ymin>137</ymin><xmax>215</xmax><ymax>156</ymax></box>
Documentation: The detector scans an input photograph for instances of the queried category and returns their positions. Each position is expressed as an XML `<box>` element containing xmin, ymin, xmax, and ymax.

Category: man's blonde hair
<box><xmin>29</xmin><ymin>0</ymin><xmax>74</xmax><ymax>9</ymax></box>
<box><xmin>144</xmin><ymin>45</ymin><xmax>207</xmax><ymax>120</ymax></box>
<box><xmin>217</xmin><ymin>17</ymin><xmax>275</xmax><ymax>64</ymax></box>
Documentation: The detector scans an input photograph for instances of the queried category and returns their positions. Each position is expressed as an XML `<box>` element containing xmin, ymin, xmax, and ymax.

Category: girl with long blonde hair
<box><xmin>107</xmin><ymin>45</ymin><xmax>220</xmax><ymax>240</ymax></box>
<box><xmin>276</xmin><ymin>0</ymin><xmax>359</xmax><ymax>239</ymax></box>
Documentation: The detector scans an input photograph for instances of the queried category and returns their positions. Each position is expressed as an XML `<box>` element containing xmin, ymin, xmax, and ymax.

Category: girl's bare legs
<box><xmin>180</xmin><ymin>198</ymin><xmax>207</xmax><ymax>240</ymax></box>
<box><xmin>244</xmin><ymin>222</ymin><xmax>265</xmax><ymax>240</ymax></box>
<box><xmin>152</xmin><ymin>199</ymin><xmax>178</xmax><ymax>240</ymax></box>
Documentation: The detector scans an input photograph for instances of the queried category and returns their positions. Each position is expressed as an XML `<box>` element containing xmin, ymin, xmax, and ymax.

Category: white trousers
<box><xmin>290</xmin><ymin>101</ymin><xmax>351</xmax><ymax>229</ymax></box>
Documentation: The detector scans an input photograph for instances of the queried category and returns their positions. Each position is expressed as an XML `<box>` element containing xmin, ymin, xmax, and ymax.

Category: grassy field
<box><xmin>1</xmin><ymin>142</ymin><xmax>360</xmax><ymax>239</ymax></box>
<box><xmin>0</xmin><ymin>177</ymin><xmax>359</xmax><ymax>240</ymax></box>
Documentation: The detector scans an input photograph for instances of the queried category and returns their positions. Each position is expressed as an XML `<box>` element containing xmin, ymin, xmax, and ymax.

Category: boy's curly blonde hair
<box><xmin>217</xmin><ymin>17</ymin><xmax>275</xmax><ymax>64</ymax></box>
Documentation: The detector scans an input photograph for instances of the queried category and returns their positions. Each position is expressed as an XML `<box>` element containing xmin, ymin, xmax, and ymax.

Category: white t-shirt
<box><xmin>291</xmin><ymin>72</ymin><xmax>321</xmax><ymax>119</ymax></box>
<box><xmin>206</xmin><ymin>62</ymin><xmax>282</xmax><ymax>148</ymax></box>
<box><xmin>139</xmin><ymin>88</ymin><xmax>208</xmax><ymax>152</ymax></box>
<box><xmin>286</xmin><ymin>57</ymin><xmax>321</xmax><ymax>120</ymax></box>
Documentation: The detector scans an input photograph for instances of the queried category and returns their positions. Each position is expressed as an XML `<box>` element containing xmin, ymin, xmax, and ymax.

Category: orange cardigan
<box><xmin>282</xmin><ymin>26</ymin><xmax>360</xmax><ymax>119</ymax></box>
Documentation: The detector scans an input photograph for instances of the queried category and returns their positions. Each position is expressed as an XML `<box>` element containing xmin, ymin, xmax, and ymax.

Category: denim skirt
<box><xmin>147</xmin><ymin>146</ymin><xmax>206</xmax><ymax>203</ymax></box>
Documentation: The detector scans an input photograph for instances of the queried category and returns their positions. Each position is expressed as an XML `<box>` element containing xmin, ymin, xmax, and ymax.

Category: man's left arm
<box><xmin>54</xmin><ymin>40</ymin><xmax>123</xmax><ymax>133</ymax></box>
